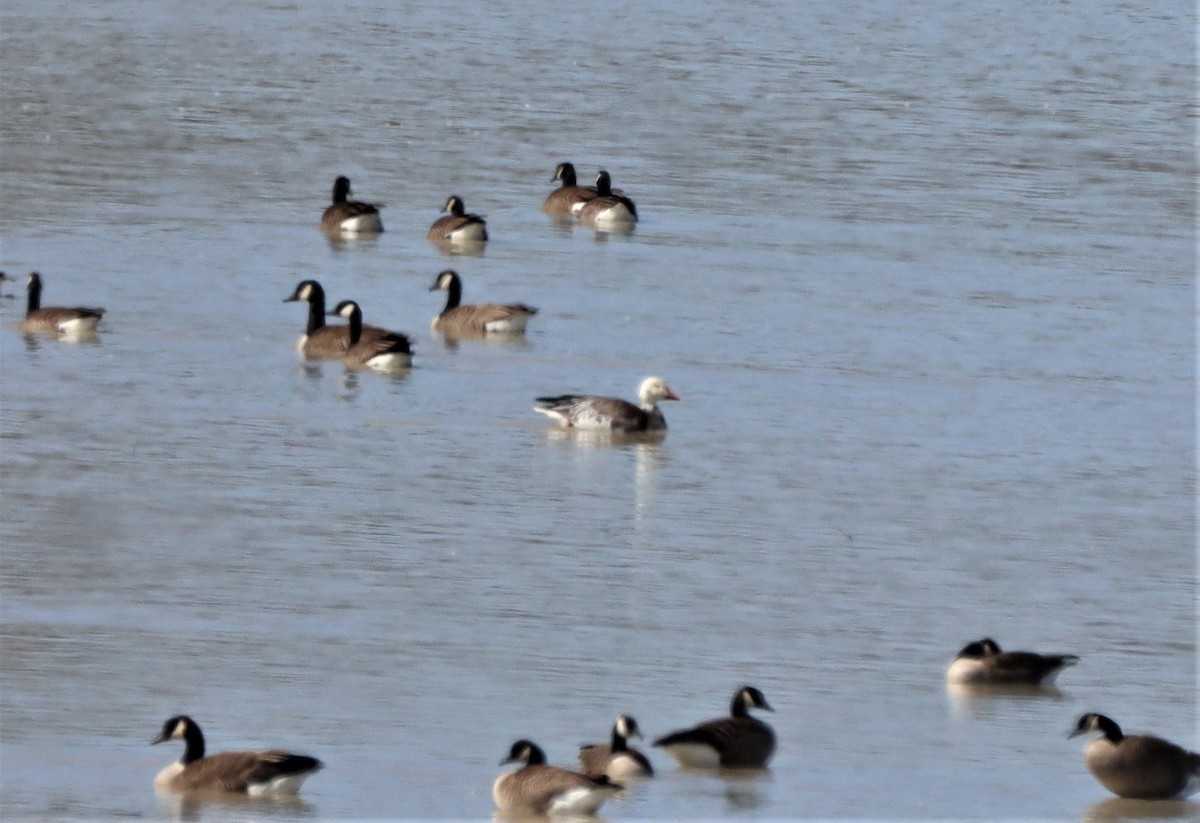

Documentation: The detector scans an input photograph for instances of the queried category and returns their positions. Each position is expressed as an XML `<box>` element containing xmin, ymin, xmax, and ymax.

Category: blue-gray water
<box><xmin>1</xmin><ymin>1</ymin><xmax>1195</xmax><ymax>820</ymax></box>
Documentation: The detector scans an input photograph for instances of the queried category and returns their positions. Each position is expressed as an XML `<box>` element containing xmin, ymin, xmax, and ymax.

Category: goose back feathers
<box><xmin>534</xmin><ymin>376</ymin><xmax>678</xmax><ymax>432</ymax></box>
<box><xmin>494</xmin><ymin>739</ymin><xmax>622</xmax><ymax>816</ymax></box>
<box><xmin>653</xmin><ymin>686</ymin><xmax>776</xmax><ymax>768</ymax></box>
<box><xmin>321</xmin><ymin>176</ymin><xmax>383</xmax><ymax>234</ymax></box>
<box><xmin>1070</xmin><ymin>713</ymin><xmax>1200</xmax><ymax>799</ymax></box>
<box><xmin>17</xmin><ymin>273</ymin><xmax>105</xmax><ymax>335</ymax></box>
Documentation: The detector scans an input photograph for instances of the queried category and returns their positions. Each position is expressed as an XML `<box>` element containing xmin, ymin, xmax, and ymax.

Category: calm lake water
<box><xmin>1</xmin><ymin>0</ymin><xmax>1195</xmax><ymax>820</ymax></box>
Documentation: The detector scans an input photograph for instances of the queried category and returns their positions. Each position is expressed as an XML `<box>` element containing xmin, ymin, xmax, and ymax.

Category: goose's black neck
<box><xmin>180</xmin><ymin>722</ymin><xmax>206</xmax><ymax>764</ymax></box>
<box><xmin>559</xmin><ymin>164</ymin><xmax>578</xmax><ymax>187</ymax></box>
<box><xmin>610</xmin><ymin>726</ymin><xmax>629</xmax><ymax>752</ymax></box>
<box><xmin>332</xmin><ymin>177</ymin><xmax>350</xmax><ymax>204</ymax></box>
<box><xmin>442</xmin><ymin>274</ymin><xmax>462</xmax><ymax>312</ymax></box>
<box><xmin>345</xmin><ymin>305</ymin><xmax>363</xmax><ymax>345</ymax></box>
<box><xmin>1096</xmin><ymin>715</ymin><xmax>1124</xmax><ymax>743</ymax></box>
<box><xmin>26</xmin><ymin>274</ymin><xmax>42</xmax><ymax>315</ymax></box>
<box><xmin>595</xmin><ymin>174</ymin><xmax>613</xmax><ymax>196</ymax></box>
<box><xmin>306</xmin><ymin>293</ymin><xmax>327</xmax><ymax>336</ymax></box>
<box><xmin>731</xmin><ymin>692</ymin><xmax>750</xmax><ymax>718</ymax></box>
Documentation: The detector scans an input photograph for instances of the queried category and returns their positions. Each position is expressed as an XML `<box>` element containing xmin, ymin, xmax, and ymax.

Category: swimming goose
<box><xmin>1069</xmin><ymin>713</ymin><xmax>1200</xmax><ymax>799</ymax></box>
<box><xmin>17</xmin><ymin>273</ymin><xmax>105</xmax><ymax>335</ymax></box>
<box><xmin>653</xmin><ymin>686</ymin><xmax>776</xmax><ymax>768</ymax></box>
<box><xmin>427</xmin><ymin>195</ymin><xmax>488</xmax><ymax>243</ymax></box>
<box><xmin>493</xmin><ymin>739</ymin><xmax>622</xmax><ymax>816</ymax></box>
<box><xmin>542</xmin><ymin>162</ymin><xmax>600</xmax><ymax>217</ymax></box>
<box><xmin>579</xmin><ymin>715</ymin><xmax>654</xmax><ymax>780</ymax></box>
<box><xmin>577</xmin><ymin>170</ymin><xmax>638</xmax><ymax>227</ymax></box>
<box><xmin>327</xmin><ymin>300</ymin><xmax>413</xmax><ymax>370</ymax></box>
<box><xmin>946</xmin><ymin>638</ymin><xmax>1079</xmax><ymax>686</ymax></box>
<box><xmin>284</xmin><ymin>279</ymin><xmax>392</xmax><ymax>359</ymax></box>
<box><xmin>320</xmin><ymin>176</ymin><xmax>383</xmax><ymax>234</ymax></box>
<box><xmin>534</xmin><ymin>376</ymin><xmax>678</xmax><ymax>432</ymax></box>
<box><xmin>151</xmin><ymin>715</ymin><xmax>322</xmax><ymax>796</ymax></box>
<box><xmin>429</xmin><ymin>270</ymin><xmax>537</xmax><ymax>336</ymax></box>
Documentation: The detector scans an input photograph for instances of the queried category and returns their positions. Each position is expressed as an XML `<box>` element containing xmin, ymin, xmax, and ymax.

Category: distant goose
<box><xmin>542</xmin><ymin>162</ymin><xmax>600</xmax><ymax>217</ymax></box>
<box><xmin>151</xmin><ymin>715</ymin><xmax>322</xmax><ymax>796</ymax></box>
<box><xmin>577</xmin><ymin>170</ymin><xmax>638</xmax><ymax>227</ymax></box>
<box><xmin>0</xmin><ymin>271</ymin><xmax>13</xmax><ymax>298</ymax></box>
<box><xmin>327</xmin><ymin>300</ymin><xmax>413</xmax><ymax>370</ymax></box>
<box><xmin>427</xmin><ymin>195</ymin><xmax>488</xmax><ymax>243</ymax></box>
<box><xmin>321</xmin><ymin>176</ymin><xmax>383</xmax><ymax>234</ymax></box>
<box><xmin>534</xmin><ymin>376</ymin><xmax>678</xmax><ymax>433</ymax></box>
<box><xmin>579</xmin><ymin>715</ymin><xmax>654</xmax><ymax>780</ymax></box>
<box><xmin>494</xmin><ymin>739</ymin><xmax>622</xmax><ymax>816</ymax></box>
<box><xmin>653</xmin><ymin>686</ymin><xmax>776</xmax><ymax>769</ymax></box>
<box><xmin>17</xmin><ymin>272</ymin><xmax>105</xmax><ymax>335</ymax></box>
<box><xmin>284</xmin><ymin>279</ymin><xmax>392</xmax><ymax>359</ymax></box>
<box><xmin>429</xmin><ymin>269</ymin><xmax>537</xmax><ymax>336</ymax></box>
<box><xmin>1070</xmin><ymin>713</ymin><xmax>1200</xmax><ymax>799</ymax></box>
<box><xmin>946</xmin><ymin>638</ymin><xmax>1079</xmax><ymax>686</ymax></box>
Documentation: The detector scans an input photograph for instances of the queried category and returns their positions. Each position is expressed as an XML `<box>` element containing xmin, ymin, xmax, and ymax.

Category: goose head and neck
<box><xmin>430</xmin><ymin>270</ymin><xmax>463</xmax><ymax>313</ymax></box>
<box><xmin>555</xmin><ymin>162</ymin><xmax>579</xmax><ymax>187</ymax></box>
<box><xmin>443</xmin><ymin>196</ymin><xmax>466</xmax><ymax>217</ymax></box>
<box><xmin>637</xmin><ymin>377</ymin><xmax>680</xmax><ymax>410</ymax></box>
<box><xmin>26</xmin><ymin>272</ymin><xmax>43</xmax><ymax>315</ymax></box>
<box><xmin>501</xmin><ymin>739</ymin><xmax>546</xmax><ymax>767</ymax></box>
<box><xmin>611</xmin><ymin>715</ymin><xmax>641</xmax><ymax>752</ymax></box>
<box><xmin>731</xmin><ymin>686</ymin><xmax>773</xmax><ymax>718</ymax></box>
<box><xmin>1070</xmin><ymin>713</ymin><xmax>1124</xmax><ymax>744</ymax></box>
<box><xmin>152</xmin><ymin>715</ymin><xmax>206</xmax><ymax>764</ymax></box>
<box><xmin>285</xmin><ymin>280</ymin><xmax>328</xmax><ymax>335</ymax></box>
<box><xmin>594</xmin><ymin>171</ymin><xmax>614</xmax><ymax>196</ymax></box>
<box><xmin>329</xmin><ymin>300</ymin><xmax>365</xmax><ymax>345</ymax></box>
<box><xmin>332</xmin><ymin>176</ymin><xmax>352</xmax><ymax>204</ymax></box>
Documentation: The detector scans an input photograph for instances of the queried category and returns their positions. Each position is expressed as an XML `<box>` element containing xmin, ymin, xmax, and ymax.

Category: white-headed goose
<box><xmin>151</xmin><ymin>715</ymin><xmax>322</xmax><ymax>796</ymax></box>
<box><xmin>542</xmin><ymin>162</ymin><xmax>600</xmax><ymax>217</ymax></box>
<box><xmin>427</xmin><ymin>195</ymin><xmax>488</xmax><ymax>243</ymax></box>
<box><xmin>1070</xmin><ymin>713</ymin><xmax>1200</xmax><ymax>799</ymax></box>
<box><xmin>327</xmin><ymin>300</ymin><xmax>413</xmax><ymax>371</ymax></box>
<box><xmin>17</xmin><ymin>272</ymin><xmax>105</xmax><ymax>335</ymax></box>
<box><xmin>577</xmin><ymin>170</ymin><xmax>638</xmax><ymax>227</ymax></box>
<box><xmin>653</xmin><ymin>686</ymin><xmax>776</xmax><ymax>769</ymax></box>
<box><xmin>493</xmin><ymin>739</ymin><xmax>622</xmax><ymax>816</ymax></box>
<box><xmin>284</xmin><ymin>279</ymin><xmax>392</xmax><ymax>359</ymax></box>
<box><xmin>946</xmin><ymin>638</ymin><xmax>1079</xmax><ymax>686</ymax></box>
<box><xmin>579</xmin><ymin>715</ymin><xmax>654</xmax><ymax>780</ymax></box>
<box><xmin>428</xmin><ymin>269</ymin><xmax>537</xmax><ymax>337</ymax></box>
<box><xmin>321</xmin><ymin>176</ymin><xmax>383</xmax><ymax>234</ymax></box>
<box><xmin>534</xmin><ymin>376</ymin><xmax>678</xmax><ymax>433</ymax></box>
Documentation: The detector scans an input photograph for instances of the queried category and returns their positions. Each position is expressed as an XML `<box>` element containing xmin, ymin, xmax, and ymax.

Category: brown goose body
<box><xmin>320</xmin><ymin>176</ymin><xmax>383</xmax><ymax>234</ymax></box>
<box><xmin>327</xmin><ymin>299</ymin><xmax>413</xmax><ymax>370</ymax></box>
<box><xmin>427</xmin><ymin>195</ymin><xmax>488</xmax><ymax>243</ymax></box>
<box><xmin>17</xmin><ymin>273</ymin><xmax>104</xmax><ymax>335</ymax></box>
<box><xmin>577</xmin><ymin>170</ymin><xmax>637</xmax><ymax>227</ymax></box>
<box><xmin>429</xmin><ymin>270</ymin><xmax>536</xmax><ymax>336</ymax></box>
<box><xmin>1070</xmin><ymin>714</ymin><xmax>1200</xmax><ymax>799</ymax></box>
<box><xmin>534</xmin><ymin>376</ymin><xmax>678</xmax><ymax>432</ymax></box>
<box><xmin>542</xmin><ymin>162</ymin><xmax>601</xmax><ymax>217</ymax></box>
<box><xmin>653</xmin><ymin>686</ymin><xmax>776</xmax><ymax>769</ymax></box>
<box><xmin>284</xmin><ymin>280</ymin><xmax>392</xmax><ymax>359</ymax></box>
<box><xmin>152</xmin><ymin>715</ymin><xmax>322</xmax><ymax>797</ymax></box>
<box><xmin>579</xmin><ymin>715</ymin><xmax>654</xmax><ymax>780</ymax></box>
<box><xmin>494</xmin><ymin>739</ymin><xmax>622</xmax><ymax>816</ymax></box>
<box><xmin>946</xmin><ymin>638</ymin><xmax>1079</xmax><ymax>686</ymax></box>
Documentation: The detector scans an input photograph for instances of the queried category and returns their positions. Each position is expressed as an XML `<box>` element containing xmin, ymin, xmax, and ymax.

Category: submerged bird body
<box><xmin>17</xmin><ymin>273</ymin><xmax>104</xmax><ymax>335</ymax></box>
<box><xmin>429</xmin><ymin>269</ymin><xmax>536</xmax><ymax>336</ymax></box>
<box><xmin>321</xmin><ymin>176</ymin><xmax>383</xmax><ymax>234</ymax></box>
<box><xmin>151</xmin><ymin>715</ymin><xmax>321</xmax><ymax>796</ymax></box>
<box><xmin>577</xmin><ymin>170</ymin><xmax>637</xmax><ymax>227</ymax></box>
<box><xmin>284</xmin><ymin>280</ymin><xmax>390</xmax><ymax>359</ymax></box>
<box><xmin>579</xmin><ymin>715</ymin><xmax>654</xmax><ymax>780</ymax></box>
<box><xmin>653</xmin><ymin>686</ymin><xmax>776</xmax><ymax>769</ymax></box>
<box><xmin>542</xmin><ymin>162</ymin><xmax>600</xmax><ymax>217</ymax></box>
<box><xmin>1070</xmin><ymin>713</ymin><xmax>1200</xmax><ymax>799</ymax></box>
<box><xmin>428</xmin><ymin>195</ymin><xmax>487</xmax><ymax>243</ymax></box>
<box><xmin>534</xmin><ymin>376</ymin><xmax>678</xmax><ymax>432</ymax></box>
<box><xmin>494</xmin><ymin>739</ymin><xmax>622</xmax><ymax>816</ymax></box>
<box><xmin>946</xmin><ymin>638</ymin><xmax>1079</xmax><ymax>686</ymax></box>
<box><xmin>327</xmin><ymin>300</ymin><xmax>413</xmax><ymax>370</ymax></box>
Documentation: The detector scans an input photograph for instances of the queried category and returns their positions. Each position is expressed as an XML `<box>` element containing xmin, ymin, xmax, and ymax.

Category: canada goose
<box><xmin>427</xmin><ymin>195</ymin><xmax>488</xmax><ymax>243</ymax></box>
<box><xmin>1069</xmin><ymin>713</ymin><xmax>1200</xmax><ymax>799</ymax></box>
<box><xmin>579</xmin><ymin>715</ymin><xmax>654</xmax><ymax>780</ymax></box>
<box><xmin>17</xmin><ymin>272</ymin><xmax>105</xmax><ymax>335</ymax></box>
<box><xmin>428</xmin><ymin>269</ymin><xmax>537</xmax><ymax>337</ymax></box>
<box><xmin>577</xmin><ymin>170</ymin><xmax>638</xmax><ymax>227</ymax></box>
<box><xmin>542</xmin><ymin>162</ymin><xmax>601</xmax><ymax>217</ymax></box>
<box><xmin>946</xmin><ymin>638</ymin><xmax>1079</xmax><ymax>686</ymax></box>
<box><xmin>494</xmin><ymin>739</ymin><xmax>622</xmax><ymax>816</ymax></box>
<box><xmin>327</xmin><ymin>300</ymin><xmax>413</xmax><ymax>370</ymax></box>
<box><xmin>283</xmin><ymin>279</ymin><xmax>392</xmax><ymax>359</ymax></box>
<box><xmin>653</xmin><ymin>686</ymin><xmax>776</xmax><ymax>769</ymax></box>
<box><xmin>534</xmin><ymin>376</ymin><xmax>679</xmax><ymax>432</ymax></box>
<box><xmin>151</xmin><ymin>715</ymin><xmax>322</xmax><ymax>796</ymax></box>
<box><xmin>320</xmin><ymin>176</ymin><xmax>383</xmax><ymax>234</ymax></box>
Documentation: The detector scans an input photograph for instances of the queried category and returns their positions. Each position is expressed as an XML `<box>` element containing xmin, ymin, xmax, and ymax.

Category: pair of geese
<box><xmin>947</xmin><ymin>637</ymin><xmax>1200</xmax><ymax>801</ymax></box>
<box><xmin>320</xmin><ymin>162</ymin><xmax>639</xmax><ymax>239</ymax></box>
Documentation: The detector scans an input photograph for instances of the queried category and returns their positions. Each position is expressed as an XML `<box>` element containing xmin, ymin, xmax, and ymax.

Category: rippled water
<box><xmin>1</xmin><ymin>1</ymin><xmax>1194</xmax><ymax>820</ymax></box>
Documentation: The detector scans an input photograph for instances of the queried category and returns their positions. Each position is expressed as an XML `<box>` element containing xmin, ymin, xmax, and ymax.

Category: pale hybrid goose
<box><xmin>579</xmin><ymin>715</ymin><xmax>654</xmax><ymax>780</ymax></box>
<box><xmin>493</xmin><ymin>739</ymin><xmax>622</xmax><ymax>816</ymax></box>
<box><xmin>151</xmin><ymin>715</ymin><xmax>322</xmax><ymax>796</ymax></box>
<box><xmin>577</xmin><ymin>170</ymin><xmax>638</xmax><ymax>227</ymax></box>
<box><xmin>327</xmin><ymin>300</ymin><xmax>413</xmax><ymax>370</ymax></box>
<box><xmin>428</xmin><ymin>269</ymin><xmax>537</xmax><ymax>336</ymax></box>
<box><xmin>284</xmin><ymin>279</ymin><xmax>392</xmax><ymax>359</ymax></box>
<box><xmin>17</xmin><ymin>272</ymin><xmax>105</xmax><ymax>334</ymax></box>
<box><xmin>427</xmin><ymin>195</ymin><xmax>488</xmax><ymax>243</ymax></box>
<box><xmin>320</xmin><ymin>176</ymin><xmax>383</xmax><ymax>234</ymax></box>
<box><xmin>542</xmin><ymin>161</ymin><xmax>600</xmax><ymax>217</ymax></box>
<box><xmin>534</xmin><ymin>376</ymin><xmax>679</xmax><ymax>432</ymax></box>
<box><xmin>1070</xmin><ymin>713</ymin><xmax>1200</xmax><ymax>799</ymax></box>
<box><xmin>653</xmin><ymin>686</ymin><xmax>776</xmax><ymax>769</ymax></box>
<box><xmin>946</xmin><ymin>638</ymin><xmax>1079</xmax><ymax>686</ymax></box>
